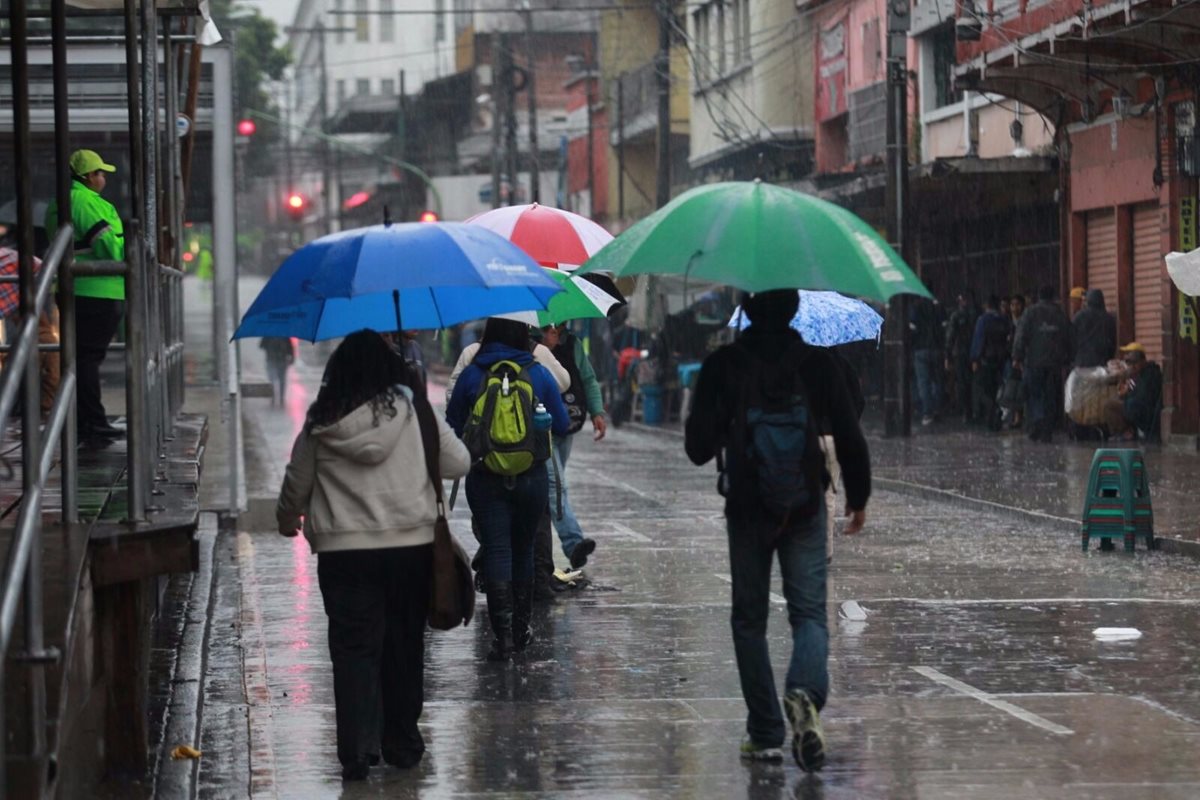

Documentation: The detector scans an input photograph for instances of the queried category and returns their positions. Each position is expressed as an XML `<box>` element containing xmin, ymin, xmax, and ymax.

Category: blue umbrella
<box><xmin>728</xmin><ymin>290</ymin><xmax>883</xmax><ymax>346</ymax></box>
<box><xmin>234</xmin><ymin>222</ymin><xmax>564</xmax><ymax>341</ymax></box>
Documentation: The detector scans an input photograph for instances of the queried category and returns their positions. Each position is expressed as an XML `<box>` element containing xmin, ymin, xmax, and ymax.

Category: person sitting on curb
<box><xmin>1104</xmin><ymin>342</ymin><xmax>1162</xmax><ymax>441</ymax></box>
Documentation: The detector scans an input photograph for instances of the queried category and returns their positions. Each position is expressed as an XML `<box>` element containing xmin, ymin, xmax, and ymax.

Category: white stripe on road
<box><xmin>577</xmin><ymin>467</ymin><xmax>657</xmax><ymax>501</ymax></box>
<box><xmin>714</xmin><ymin>573</ymin><xmax>786</xmax><ymax>606</ymax></box>
<box><xmin>862</xmin><ymin>597</ymin><xmax>1200</xmax><ymax>606</ymax></box>
<box><xmin>911</xmin><ymin>666</ymin><xmax>1074</xmax><ymax>736</ymax></box>
<box><xmin>606</xmin><ymin>521</ymin><xmax>653</xmax><ymax>543</ymax></box>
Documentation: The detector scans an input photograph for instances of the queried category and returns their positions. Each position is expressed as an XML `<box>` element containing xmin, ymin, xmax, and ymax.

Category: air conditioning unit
<box><xmin>956</xmin><ymin>0</ymin><xmax>982</xmax><ymax>41</ymax></box>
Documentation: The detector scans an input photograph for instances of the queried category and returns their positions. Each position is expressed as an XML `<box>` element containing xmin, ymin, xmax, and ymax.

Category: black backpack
<box><xmin>721</xmin><ymin>342</ymin><xmax>823</xmax><ymax>527</ymax></box>
<box><xmin>981</xmin><ymin>314</ymin><xmax>1010</xmax><ymax>365</ymax></box>
<box><xmin>554</xmin><ymin>335</ymin><xmax>588</xmax><ymax>436</ymax></box>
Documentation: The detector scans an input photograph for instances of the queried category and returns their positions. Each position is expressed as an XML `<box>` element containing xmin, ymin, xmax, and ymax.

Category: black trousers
<box><xmin>317</xmin><ymin>544</ymin><xmax>432</xmax><ymax>767</ymax></box>
<box><xmin>74</xmin><ymin>296</ymin><xmax>124</xmax><ymax>432</ymax></box>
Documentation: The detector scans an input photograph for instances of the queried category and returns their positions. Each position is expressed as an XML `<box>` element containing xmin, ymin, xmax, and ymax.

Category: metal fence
<box><xmin>0</xmin><ymin>0</ymin><xmax>190</xmax><ymax>793</ymax></box>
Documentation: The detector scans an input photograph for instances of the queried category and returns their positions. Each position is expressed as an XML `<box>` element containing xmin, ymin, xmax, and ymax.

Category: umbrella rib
<box><xmin>428</xmin><ymin>286</ymin><xmax>444</xmax><ymax>329</ymax></box>
<box><xmin>311</xmin><ymin>297</ymin><xmax>328</xmax><ymax>343</ymax></box>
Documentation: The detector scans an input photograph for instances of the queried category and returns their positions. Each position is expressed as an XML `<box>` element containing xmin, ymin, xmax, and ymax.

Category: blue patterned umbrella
<box><xmin>728</xmin><ymin>290</ymin><xmax>883</xmax><ymax>346</ymax></box>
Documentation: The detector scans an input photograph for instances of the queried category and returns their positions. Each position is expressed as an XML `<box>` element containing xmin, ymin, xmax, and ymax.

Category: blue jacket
<box><xmin>445</xmin><ymin>343</ymin><xmax>571</xmax><ymax>437</ymax></box>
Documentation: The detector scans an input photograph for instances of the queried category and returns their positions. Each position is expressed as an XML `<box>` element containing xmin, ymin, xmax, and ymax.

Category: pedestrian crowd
<box><xmin>273</xmin><ymin>287</ymin><xmax>872</xmax><ymax>782</ymax></box>
<box><xmin>908</xmin><ymin>284</ymin><xmax>1162</xmax><ymax>443</ymax></box>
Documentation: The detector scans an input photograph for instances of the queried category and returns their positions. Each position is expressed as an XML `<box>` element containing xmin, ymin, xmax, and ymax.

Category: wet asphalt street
<box><xmin>193</xmin><ymin>340</ymin><xmax>1200</xmax><ymax>799</ymax></box>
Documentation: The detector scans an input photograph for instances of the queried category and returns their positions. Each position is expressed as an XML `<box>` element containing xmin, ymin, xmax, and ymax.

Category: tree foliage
<box><xmin>210</xmin><ymin>0</ymin><xmax>291</xmax><ymax>175</ymax></box>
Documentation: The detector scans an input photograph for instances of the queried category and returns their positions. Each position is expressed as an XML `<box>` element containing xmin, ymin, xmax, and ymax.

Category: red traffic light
<box><xmin>237</xmin><ymin>119</ymin><xmax>257</xmax><ymax>137</ymax></box>
<box><xmin>418</xmin><ymin>210</ymin><xmax>439</xmax><ymax>223</ymax></box>
<box><xmin>285</xmin><ymin>192</ymin><xmax>308</xmax><ymax>220</ymax></box>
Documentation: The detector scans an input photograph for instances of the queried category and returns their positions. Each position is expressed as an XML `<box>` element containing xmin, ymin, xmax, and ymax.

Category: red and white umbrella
<box><xmin>465</xmin><ymin>203</ymin><xmax>613</xmax><ymax>270</ymax></box>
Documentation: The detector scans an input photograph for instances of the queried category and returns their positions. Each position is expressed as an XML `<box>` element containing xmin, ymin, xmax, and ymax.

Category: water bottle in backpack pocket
<box><xmin>462</xmin><ymin>360</ymin><xmax>551</xmax><ymax>476</ymax></box>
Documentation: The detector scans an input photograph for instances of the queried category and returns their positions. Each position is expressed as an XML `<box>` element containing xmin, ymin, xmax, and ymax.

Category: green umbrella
<box><xmin>577</xmin><ymin>180</ymin><xmax>931</xmax><ymax>302</ymax></box>
<box><xmin>496</xmin><ymin>267</ymin><xmax>624</xmax><ymax>327</ymax></box>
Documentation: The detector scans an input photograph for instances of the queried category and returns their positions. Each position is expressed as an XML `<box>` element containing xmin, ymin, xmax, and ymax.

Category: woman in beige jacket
<box><xmin>277</xmin><ymin>330</ymin><xmax>470</xmax><ymax>781</ymax></box>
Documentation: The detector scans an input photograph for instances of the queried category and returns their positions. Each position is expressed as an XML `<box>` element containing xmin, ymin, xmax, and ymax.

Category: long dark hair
<box><xmin>306</xmin><ymin>329</ymin><xmax>413</xmax><ymax>432</ymax></box>
<box><xmin>478</xmin><ymin>317</ymin><xmax>531</xmax><ymax>353</ymax></box>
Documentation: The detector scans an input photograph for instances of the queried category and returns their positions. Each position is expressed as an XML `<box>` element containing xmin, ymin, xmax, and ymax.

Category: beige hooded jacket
<box><xmin>276</xmin><ymin>387</ymin><xmax>470</xmax><ymax>553</ymax></box>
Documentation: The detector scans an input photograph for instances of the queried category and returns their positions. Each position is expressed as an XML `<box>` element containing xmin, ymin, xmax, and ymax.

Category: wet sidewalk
<box><xmin>173</xmin><ymin>361</ymin><xmax>1200</xmax><ymax>798</ymax></box>
<box><xmin>630</xmin><ymin>411</ymin><xmax>1200</xmax><ymax>552</ymax></box>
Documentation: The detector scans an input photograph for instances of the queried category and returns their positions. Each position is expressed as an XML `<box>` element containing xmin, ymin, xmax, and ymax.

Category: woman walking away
<box><xmin>260</xmin><ymin>336</ymin><xmax>296</xmax><ymax>407</ymax></box>
<box><xmin>276</xmin><ymin>330</ymin><xmax>470</xmax><ymax>782</ymax></box>
<box><xmin>446</xmin><ymin>318</ymin><xmax>569</xmax><ymax>662</ymax></box>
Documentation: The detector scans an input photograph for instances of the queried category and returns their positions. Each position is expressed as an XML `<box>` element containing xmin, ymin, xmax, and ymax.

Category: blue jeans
<box><xmin>466</xmin><ymin>463</ymin><xmax>548</xmax><ymax>585</ymax></box>
<box><xmin>913</xmin><ymin>348</ymin><xmax>941</xmax><ymax>418</ymax></box>
<box><xmin>548</xmin><ymin>434</ymin><xmax>584</xmax><ymax>558</ymax></box>
<box><xmin>727</xmin><ymin>505</ymin><xmax>828</xmax><ymax>748</ymax></box>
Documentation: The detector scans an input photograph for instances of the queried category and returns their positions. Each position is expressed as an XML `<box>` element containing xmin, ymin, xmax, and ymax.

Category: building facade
<box><xmin>955</xmin><ymin>0</ymin><xmax>1200</xmax><ymax>439</ymax></box>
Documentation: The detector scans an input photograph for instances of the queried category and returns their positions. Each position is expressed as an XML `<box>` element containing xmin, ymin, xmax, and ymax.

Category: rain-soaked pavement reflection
<box><xmin>199</xmin><ymin>351</ymin><xmax>1200</xmax><ymax>798</ymax></box>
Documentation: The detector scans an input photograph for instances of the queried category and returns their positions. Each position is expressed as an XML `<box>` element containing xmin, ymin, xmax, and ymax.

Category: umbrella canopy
<box><xmin>728</xmin><ymin>290</ymin><xmax>883</xmax><ymax>346</ymax></box>
<box><xmin>465</xmin><ymin>203</ymin><xmax>613</xmax><ymax>268</ymax></box>
<box><xmin>497</xmin><ymin>267</ymin><xmax>625</xmax><ymax>327</ymax></box>
<box><xmin>578</xmin><ymin>180</ymin><xmax>931</xmax><ymax>302</ymax></box>
<box><xmin>233</xmin><ymin>222</ymin><xmax>563</xmax><ymax>342</ymax></box>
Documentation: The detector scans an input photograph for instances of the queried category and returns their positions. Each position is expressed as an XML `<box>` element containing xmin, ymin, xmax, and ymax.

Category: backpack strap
<box><xmin>412</xmin><ymin>390</ymin><xmax>446</xmax><ymax>517</ymax></box>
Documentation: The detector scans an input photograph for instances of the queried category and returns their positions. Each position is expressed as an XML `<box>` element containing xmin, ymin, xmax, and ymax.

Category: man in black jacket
<box><xmin>1071</xmin><ymin>289</ymin><xmax>1117</xmax><ymax>369</ymax></box>
<box><xmin>685</xmin><ymin>290</ymin><xmax>871</xmax><ymax>772</ymax></box>
<box><xmin>1013</xmin><ymin>285</ymin><xmax>1073</xmax><ymax>442</ymax></box>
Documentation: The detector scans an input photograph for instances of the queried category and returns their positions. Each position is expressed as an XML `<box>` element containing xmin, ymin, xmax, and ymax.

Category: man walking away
<box><xmin>1071</xmin><ymin>289</ymin><xmax>1117</xmax><ymax>369</ymax></box>
<box><xmin>260</xmin><ymin>336</ymin><xmax>296</xmax><ymax>407</ymax></box>
<box><xmin>1013</xmin><ymin>286</ymin><xmax>1072</xmax><ymax>443</ymax></box>
<box><xmin>909</xmin><ymin>287</ymin><xmax>943</xmax><ymax>426</ymax></box>
<box><xmin>544</xmin><ymin>322</ymin><xmax>607</xmax><ymax>569</ymax></box>
<box><xmin>945</xmin><ymin>291</ymin><xmax>978</xmax><ymax>423</ymax></box>
<box><xmin>685</xmin><ymin>290</ymin><xmax>871</xmax><ymax>772</ymax></box>
<box><xmin>44</xmin><ymin>149</ymin><xmax>125</xmax><ymax>442</ymax></box>
<box><xmin>970</xmin><ymin>295</ymin><xmax>1009</xmax><ymax>431</ymax></box>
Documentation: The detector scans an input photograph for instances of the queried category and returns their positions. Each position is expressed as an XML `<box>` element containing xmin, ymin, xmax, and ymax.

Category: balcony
<box><xmin>609</xmin><ymin>60</ymin><xmax>658</xmax><ymax>145</ymax></box>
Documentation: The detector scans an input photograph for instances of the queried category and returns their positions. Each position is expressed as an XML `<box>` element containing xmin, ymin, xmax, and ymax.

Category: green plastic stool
<box><xmin>1080</xmin><ymin>448</ymin><xmax>1154</xmax><ymax>553</ymax></box>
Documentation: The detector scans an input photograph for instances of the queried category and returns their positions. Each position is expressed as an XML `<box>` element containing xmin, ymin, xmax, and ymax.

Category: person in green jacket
<box><xmin>45</xmin><ymin>149</ymin><xmax>126</xmax><ymax>439</ymax></box>
<box><xmin>544</xmin><ymin>322</ymin><xmax>607</xmax><ymax>569</ymax></box>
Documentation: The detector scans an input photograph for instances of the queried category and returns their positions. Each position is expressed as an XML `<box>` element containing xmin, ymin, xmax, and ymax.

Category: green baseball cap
<box><xmin>69</xmin><ymin>149</ymin><xmax>116</xmax><ymax>176</ymax></box>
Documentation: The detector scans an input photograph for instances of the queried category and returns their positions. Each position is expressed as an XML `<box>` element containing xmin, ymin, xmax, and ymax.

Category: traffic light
<box><xmin>237</xmin><ymin>118</ymin><xmax>257</xmax><ymax>137</ymax></box>
<box><xmin>418</xmin><ymin>210</ymin><xmax>439</xmax><ymax>223</ymax></box>
<box><xmin>285</xmin><ymin>191</ymin><xmax>308</xmax><ymax>221</ymax></box>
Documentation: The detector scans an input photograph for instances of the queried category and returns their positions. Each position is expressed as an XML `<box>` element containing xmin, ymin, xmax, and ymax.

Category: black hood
<box><xmin>1086</xmin><ymin>288</ymin><xmax>1106</xmax><ymax>310</ymax></box>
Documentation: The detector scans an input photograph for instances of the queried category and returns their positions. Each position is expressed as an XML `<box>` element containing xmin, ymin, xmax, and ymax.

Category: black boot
<box><xmin>485</xmin><ymin>582</ymin><xmax>514</xmax><ymax>661</ymax></box>
<box><xmin>512</xmin><ymin>581</ymin><xmax>534</xmax><ymax>652</ymax></box>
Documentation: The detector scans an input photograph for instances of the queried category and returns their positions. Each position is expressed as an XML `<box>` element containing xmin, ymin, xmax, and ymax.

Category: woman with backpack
<box><xmin>445</xmin><ymin>318</ymin><xmax>570</xmax><ymax>662</ymax></box>
<box><xmin>276</xmin><ymin>330</ymin><xmax>470</xmax><ymax>781</ymax></box>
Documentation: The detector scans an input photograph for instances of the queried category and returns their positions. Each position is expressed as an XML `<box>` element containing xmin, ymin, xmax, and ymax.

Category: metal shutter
<box><xmin>1132</xmin><ymin>203</ymin><xmax>1163</xmax><ymax>361</ymax></box>
<box><xmin>1085</xmin><ymin>209</ymin><xmax>1119</xmax><ymax>319</ymax></box>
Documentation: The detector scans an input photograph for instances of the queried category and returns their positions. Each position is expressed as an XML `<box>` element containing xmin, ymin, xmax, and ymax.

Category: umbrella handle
<box><xmin>449</xmin><ymin>477</ymin><xmax>460</xmax><ymax>511</ymax></box>
<box><xmin>393</xmin><ymin>289</ymin><xmax>402</xmax><ymax>333</ymax></box>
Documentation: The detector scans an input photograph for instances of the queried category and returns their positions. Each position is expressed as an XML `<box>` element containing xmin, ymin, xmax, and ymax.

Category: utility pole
<box><xmin>491</xmin><ymin>36</ymin><xmax>502</xmax><ymax>208</ymax></box>
<box><xmin>586</xmin><ymin>69</ymin><xmax>595</xmax><ymax>218</ymax></box>
<box><xmin>617</xmin><ymin>74</ymin><xmax>625</xmax><ymax>219</ymax></box>
<box><xmin>654</xmin><ymin>0</ymin><xmax>671</xmax><ymax>208</ymax></box>
<box><xmin>502</xmin><ymin>35</ymin><xmax>522</xmax><ymax>206</ymax></box>
<box><xmin>883</xmin><ymin>0</ymin><xmax>912</xmax><ymax>437</ymax></box>
<box><xmin>286</xmin><ymin>23</ymin><xmax>352</xmax><ymax>233</ymax></box>
<box><xmin>318</xmin><ymin>21</ymin><xmax>331</xmax><ymax>233</ymax></box>
<box><xmin>523</xmin><ymin>3</ymin><xmax>540</xmax><ymax>203</ymax></box>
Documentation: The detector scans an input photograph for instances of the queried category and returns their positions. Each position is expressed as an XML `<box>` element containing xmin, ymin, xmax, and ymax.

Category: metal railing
<box><xmin>0</xmin><ymin>0</ymin><xmax>193</xmax><ymax>791</ymax></box>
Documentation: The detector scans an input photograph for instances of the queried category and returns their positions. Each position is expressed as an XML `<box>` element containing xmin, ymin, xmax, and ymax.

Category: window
<box><xmin>336</xmin><ymin>79</ymin><xmax>346</xmax><ymax>105</ymax></box>
<box><xmin>381</xmin><ymin>78</ymin><xmax>395</xmax><ymax>95</ymax></box>
<box><xmin>715</xmin><ymin>1</ymin><xmax>726</xmax><ymax>77</ymax></box>
<box><xmin>862</xmin><ymin>18</ymin><xmax>881</xmax><ymax>80</ymax></box>
<box><xmin>694</xmin><ymin>6</ymin><xmax>710</xmax><ymax>84</ymax></box>
<box><xmin>379</xmin><ymin>0</ymin><xmax>394</xmax><ymax>42</ymax></box>
<box><xmin>729</xmin><ymin>0</ymin><xmax>750</xmax><ymax>67</ymax></box>
<box><xmin>356</xmin><ymin>78</ymin><xmax>370</xmax><ymax>97</ymax></box>
<box><xmin>335</xmin><ymin>0</ymin><xmax>345</xmax><ymax>43</ymax></box>
<box><xmin>435</xmin><ymin>0</ymin><xmax>446</xmax><ymax>41</ymax></box>
<box><xmin>355</xmin><ymin>0</ymin><xmax>369</xmax><ymax>43</ymax></box>
<box><xmin>931</xmin><ymin>25</ymin><xmax>962</xmax><ymax>108</ymax></box>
